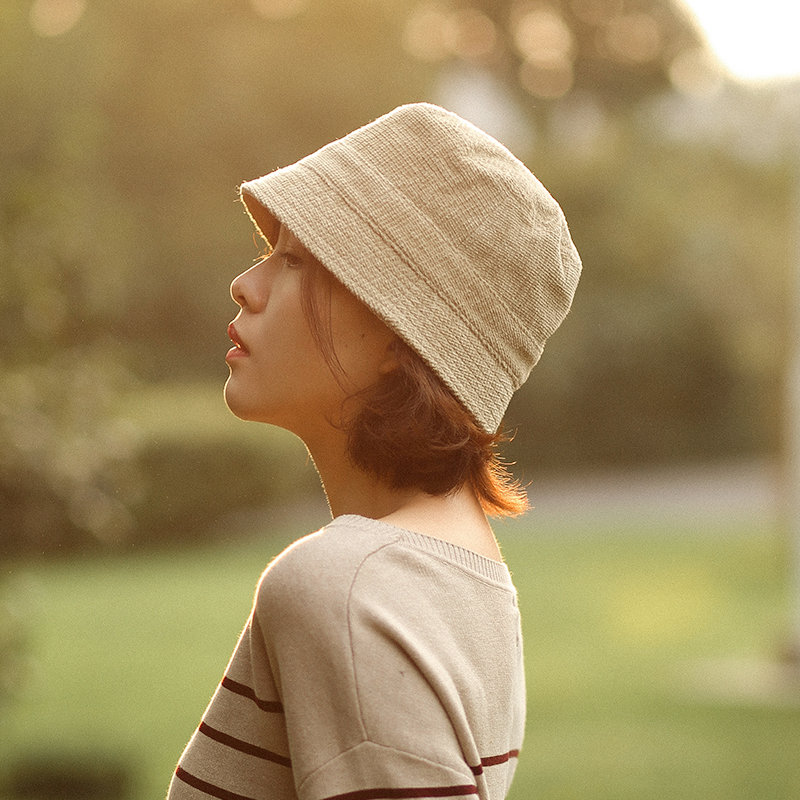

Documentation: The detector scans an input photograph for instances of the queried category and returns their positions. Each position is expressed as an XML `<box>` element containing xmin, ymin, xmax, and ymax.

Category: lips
<box><xmin>227</xmin><ymin>322</ymin><xmax>248</xmax><ymax>354</ymax></box>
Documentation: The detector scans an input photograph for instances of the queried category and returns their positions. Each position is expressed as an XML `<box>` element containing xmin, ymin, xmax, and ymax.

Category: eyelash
<box><xmin>254</xmin><ymin>245</ymin><xmax>301</xmax><ymax>269</ymax></box>
<box><xmin>280</xmin><ymin>251</ymin><xmax>304</xmax><ymax>270</ymax></box>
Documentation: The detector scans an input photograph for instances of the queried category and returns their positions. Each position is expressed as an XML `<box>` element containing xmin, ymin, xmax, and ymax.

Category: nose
<box><xmin>231</xmin><ymin>257</ymin><xmax>271</xmax><ymax>311</ymax></box>
<box><xmin>230</xmin><ymin>268</ymin><xmax>250</xmax><ymax>309</ymax></box>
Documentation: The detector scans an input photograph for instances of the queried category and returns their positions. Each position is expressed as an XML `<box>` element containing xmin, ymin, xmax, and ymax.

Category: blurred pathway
<box><xmin>512</xmin><ymin>458</ymin><xmax>782</xmax><ymax>530</ymax></box>
<box><xmin>236</xmin><ymin>458</ymin><xmax>784</xmax><ymax>539</ymax></box>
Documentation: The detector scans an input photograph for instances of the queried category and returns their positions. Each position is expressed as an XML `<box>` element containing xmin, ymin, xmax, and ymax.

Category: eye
<box><xmin>272</xmin><ymin>237</ymin><xmax>317</xmax><ymax>271</ymax></box>
<box><xmin>282</xmin><ymin>252</ymin><xmax>304</xmax><ymax>270</ymax></box>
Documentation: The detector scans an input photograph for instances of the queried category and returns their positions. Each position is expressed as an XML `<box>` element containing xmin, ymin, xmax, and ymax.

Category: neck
<box><xmin>305</xmin><ymin>429</ymin><xmax>502</xmax><ymax>562</ymax></box>
<box><xmin>306</xmin><ymin>430</ymin><xmax>417</xmax><ymax>520</ymax></box>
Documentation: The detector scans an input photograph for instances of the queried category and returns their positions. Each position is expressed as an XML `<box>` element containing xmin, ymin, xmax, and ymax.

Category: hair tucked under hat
<box><xmin>240</xmin><ymin>102</ymin><xmax>581</xmax><ymax>433</ymax></box>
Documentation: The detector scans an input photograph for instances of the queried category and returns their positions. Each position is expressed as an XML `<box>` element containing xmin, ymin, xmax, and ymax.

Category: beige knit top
<box><xmin>167</xmin><ymin>515</ymin><xmax>526</xmax><ymax>800</ymax></box>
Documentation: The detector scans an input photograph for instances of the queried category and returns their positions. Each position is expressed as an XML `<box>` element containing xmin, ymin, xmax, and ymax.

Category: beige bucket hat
<box><xmin>240</xmin><ymin>102</ymin><xmax>581</xmax><ymax>433</ymax></box>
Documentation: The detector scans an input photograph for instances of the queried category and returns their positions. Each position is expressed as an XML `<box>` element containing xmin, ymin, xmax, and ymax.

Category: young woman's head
<box><xmin>227</xmin><ymin>224</ymin><xmax>526</xmax><ymax>516</ymax></box>
<box><xmin>233</xmin><ymin>103</ymin><xmax>582</xmax><ymax>515</ymax></box>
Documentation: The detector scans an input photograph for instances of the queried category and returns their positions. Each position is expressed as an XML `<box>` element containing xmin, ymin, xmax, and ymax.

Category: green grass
<box><xmin>498</xmin><ymin>519</ymin><xmax>800</xmax><ymax>799</ymax></box>
<box><xmin>2</xmin><ymin>515</ymin><xmax>799</xmax><ymax>800</ymax></box>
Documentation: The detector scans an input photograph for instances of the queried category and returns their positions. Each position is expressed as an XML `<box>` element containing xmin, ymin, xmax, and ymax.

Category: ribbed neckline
<box><xmin>330</xmin><ymin>514</ymin><xmax>513</xmax><ymax>587</ymax></box>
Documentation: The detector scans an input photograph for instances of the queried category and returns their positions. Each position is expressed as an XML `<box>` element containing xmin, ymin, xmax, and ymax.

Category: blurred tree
<box><xmin>70</xmin><ymin>0</ymin><xmax>436</xmax><ymax>377</ymax></box>
<box><xmin>505</xmin><ymin>117</ymin><xmax>792</xmax><ymax>473</ymax></box>
<box><xmin>0</xmin><ymin>3</ymin><xmax>145</xmax><ymax>552</ymax></box>
<box><xmin>0</xmin><ymin>0</ymin><xmax>434</xmax><ymax>552</ymax></box>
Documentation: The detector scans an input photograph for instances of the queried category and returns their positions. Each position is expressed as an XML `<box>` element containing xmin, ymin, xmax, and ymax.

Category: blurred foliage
<box><xmin>0</xmin><ymin>345</ymin><xmax>140</xmax><ymax>554</ymax></box>
<box><xmin>507</xmin><ymin>114</ymin><xmax>792</xmax><ymax>473</ymax></box>
<box><xmin>0</xmin><ymin>0</ymin><xmax>795</xmax><ymax>553</ymax></box>
<box><xmin>115</xmin><ymin>383</ymin><xmax>321</xmax><ymax>549</ymax></box>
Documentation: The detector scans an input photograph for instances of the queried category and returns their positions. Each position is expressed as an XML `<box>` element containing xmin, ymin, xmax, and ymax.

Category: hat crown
<box><xmin>241</xmin><ymin>103</ymin><xmax>581</xmax><ymax>432</ymax></box>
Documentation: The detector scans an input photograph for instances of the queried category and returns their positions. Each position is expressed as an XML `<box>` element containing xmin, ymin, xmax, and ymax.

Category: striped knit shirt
<box><xmin>168</xmin><ymin>515</ymin><xmax>526</xmax><ymax>800</ymax></box>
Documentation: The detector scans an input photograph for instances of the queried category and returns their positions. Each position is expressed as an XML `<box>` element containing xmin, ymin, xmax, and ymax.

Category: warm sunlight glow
<box><xmin>681</xmin><ymin>0</ymin><xmax>800</xmax><ymax>82</ymax></box>
<box><xmin>513</xmin><ymin>8</ymin><xmax>573</xmax><ymax>66</ymax></box>
<box><xmin>668</xmin><ymin>47</ymin><xmax>723</xmax><ymax>96</ymax></box>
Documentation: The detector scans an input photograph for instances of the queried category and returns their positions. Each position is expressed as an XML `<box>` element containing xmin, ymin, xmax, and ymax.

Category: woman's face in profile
<box><xmin>224</xmin><ymin>224</ymin><xmax>397</xmax><ymax>440</ymax></box>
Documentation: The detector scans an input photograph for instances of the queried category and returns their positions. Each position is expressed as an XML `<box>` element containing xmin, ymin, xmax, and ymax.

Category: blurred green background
<box><xmin>1</xmin><ymin>0</ymin><xmax>799</xmax><ymax>797</ymax></box>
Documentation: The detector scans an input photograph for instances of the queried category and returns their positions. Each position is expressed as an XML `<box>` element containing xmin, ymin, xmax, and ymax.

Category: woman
<box><xmin>168</xmin><ymin>102</ymin><xmax>581</xmax><ymax>800</ymax></box>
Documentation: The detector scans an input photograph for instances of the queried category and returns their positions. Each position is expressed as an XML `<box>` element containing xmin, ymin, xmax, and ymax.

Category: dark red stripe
<box><xmin>174</xmin><ymin>766</ymin><xmax>257</xmax><ymax>800</ymax></box>
<box><xmin>221</xmin><ymin>676</ymin><xmax>284</xmax><ymax>713</ymax></box>
<box><xmin>481</xmin><ymin>749</ymin><xmax>520</xmax><ymax>768</ymax></box>
<box><xmin>199</xmin><ymin>722</ymin><xmax>292</xmax><ymax>768</ymax></box>
<box><xmin>323</xmin><ymin>786</ymin><xmax>478</xmax><ymax>800</ymax></box>
<box><xmin>469</xmin><ymin>749</ymin><xmax>521</xmax><ymax>776</ymax></box>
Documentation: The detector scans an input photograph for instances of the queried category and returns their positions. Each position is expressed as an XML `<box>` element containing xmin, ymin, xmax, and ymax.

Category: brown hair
<box><xmin>300</xmin><ymin>252</ymin><xmax>528</xmax><ymax>518</ymax></box>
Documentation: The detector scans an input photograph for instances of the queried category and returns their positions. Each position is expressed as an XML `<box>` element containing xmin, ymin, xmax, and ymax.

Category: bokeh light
<box><xmin>519</xmin><ymin>60</ymin><xmax>574</xmax><ymax>100</ymax></box>
<box><xmin>441</xmin><ymin>8</ymin><xmax>497</xmax><ymax>61</ymax></box>
<box><xmin>602</xmin><ymin>12</ymin><xmax>661</xmax><ymax>63</ymax></box>
<box><xmin>403</xmin><ymin>3</ymin><xmax>450</xmax><ymax>62</ymax></box>
<box><xmin>29</xmin><ymin>0</ymin><xmax>86</xmax><ymax>37</ymax></box>
<box><xmin>512</xmin><ymin>7</ymin><xmax>573</xmax><ymax>66</ymax></box>
<box><xmin>513</xmin><ymin>7</ymin><xmax>574</xmax><ymax>99</ymax></box>
<box><xmin>403</xmin><ymin>3</ymin><xmax>496</xmax><ymax>63</ymax></box>
<box><xmin>668</xmin><ymin>47</ymin><xmax>724</xmax><ymax>96</ymax></box>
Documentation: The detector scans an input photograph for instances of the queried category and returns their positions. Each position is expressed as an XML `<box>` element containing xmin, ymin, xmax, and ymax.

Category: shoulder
<box><xmin>253</xmin><ymin>515</ymin><xmax>517</xmax><ymax>630</ymax></box>
<box><xmin>263</xmin><ymin>515</ymin><xmax>400</xmax><ymax>580</ymax></box>
<box><xmin>253</xmin><ymin>516</ymin><xmax>401</xmax><ymax>616</ymax></box>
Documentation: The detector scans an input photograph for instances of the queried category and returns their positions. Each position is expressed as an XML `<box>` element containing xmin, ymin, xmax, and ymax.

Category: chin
<box><xmin>223</xmin><ymin>378</ymin><xmax>281</xmax><ymax>426</ymax></box>
<box><xmin>223</xmin><ymin>378</ymin><xmax>252</xmax><ymax>421</ymax></box>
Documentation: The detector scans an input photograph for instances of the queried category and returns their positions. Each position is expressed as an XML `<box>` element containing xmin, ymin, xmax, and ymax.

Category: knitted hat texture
<box><xmin>240</xmin><ymin>102</ymin><xmax>581</xmax><ymax>433</ymax></box>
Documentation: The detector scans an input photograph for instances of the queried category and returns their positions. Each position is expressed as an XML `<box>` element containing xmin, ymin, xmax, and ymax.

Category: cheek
<box><xmin>256</xmin><ymin>316</ymin><xmax>330</xmax><ymax>389</ymax></box>
<box><xmin>330</xmin><ymin>306</ymin><xmax>396</xmax><ymax>388</ymax></box>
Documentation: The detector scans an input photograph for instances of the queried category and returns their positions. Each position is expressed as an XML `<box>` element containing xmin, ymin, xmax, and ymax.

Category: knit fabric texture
<box><xmin>240</xmin><ymin>102</ymin><xmax>581</xmax><ymax>433</ymax></box>
<box><xmin>168</xmin><ymin>515</ymin><xmax>526</xmax><ymax>800</ymax></box>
